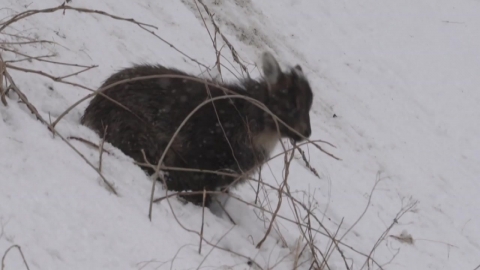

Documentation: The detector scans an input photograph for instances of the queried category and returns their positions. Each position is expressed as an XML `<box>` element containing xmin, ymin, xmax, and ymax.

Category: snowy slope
<box><xmin>1</xmin><ymin>0</ymin><xmax>480</xmax><ymax>269</ymax></box>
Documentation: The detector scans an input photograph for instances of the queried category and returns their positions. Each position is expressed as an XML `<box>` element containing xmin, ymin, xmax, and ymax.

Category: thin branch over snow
<box><xmin>1</xmin><ymin>245</ymin><xmax>31</xmax><ymax>270</ymax></box>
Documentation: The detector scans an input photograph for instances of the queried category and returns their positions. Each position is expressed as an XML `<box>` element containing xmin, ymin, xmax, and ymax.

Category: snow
<box><xmin>1</xmin><ymin>0</ymin><xmax>480</xmax><ymax>269</ymax></box>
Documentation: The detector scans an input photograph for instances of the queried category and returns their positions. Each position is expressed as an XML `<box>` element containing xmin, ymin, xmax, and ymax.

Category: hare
<box><xmin>81</xmin><ymin>52</ymin><xmax>313</xmax><ymax>205</ymax></box>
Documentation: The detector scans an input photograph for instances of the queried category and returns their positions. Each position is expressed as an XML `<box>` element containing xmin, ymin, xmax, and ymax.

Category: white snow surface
<box><xmin>1</xmin><ymin>0</ymin><xmax>480</xmax><ymax>269</ymax></box>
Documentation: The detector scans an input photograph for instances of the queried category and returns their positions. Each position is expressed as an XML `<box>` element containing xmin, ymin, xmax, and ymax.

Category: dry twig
<box><xmin>297</xmin><ymin>146</ymin><xmax>320</xmax><ymax>178</ymax></box>
<box><xmin>0</xmin><ymin>57</ymin><xmax>7</xmax><ymax>106</ymax></box>
<box><xmin>67</xmin><ymin>136</ymin><xmax>111</xmax><ymax>155</ymax></box>
<box><xmin>1</xmin><ymin>245</ymin><xmax>30</xmax><ymax>270</ymax></box>
<box><xmin>256</xmin><ymin>146</ymin><xmax>296</xmax><ymax>249</ymax></box>
<box><xmin>99</xmin><ymin>125</ymin><xmax>108</xmax><ymax>173</ymax></box>
<box><xmin>199</xmin><ymin>188</ymin><xmax>207</xmax><ymax>254</ymax></box>
<box><xmin>340</xmin><ymin>173</ymin><xmax>383</xmax><ymax>241</ymax></box>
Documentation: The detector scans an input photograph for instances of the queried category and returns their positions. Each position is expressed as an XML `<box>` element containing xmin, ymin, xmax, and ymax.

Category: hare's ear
<box><xmin>262</xmin><ymin>52</ymin><xmax>282</xmax><ymax>85</ymax></box>
<box><xmin>292</xmin><ymin>64</ymin><xmax>305</xmax><ymax>78</ymax></box>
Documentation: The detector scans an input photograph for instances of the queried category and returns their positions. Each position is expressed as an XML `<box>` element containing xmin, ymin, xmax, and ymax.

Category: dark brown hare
<box><xmin>81</xmin><ymin>52</ymin><xmax>313</xmax><ymax>206</ymax></box>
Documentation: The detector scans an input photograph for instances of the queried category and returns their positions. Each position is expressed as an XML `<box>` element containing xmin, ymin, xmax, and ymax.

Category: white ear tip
<box><xmin>261</xmin><ymin>51</ymin><xmax>281</xmax><ymax>84</ymax></box>
<box><xmin>262</xmin><ymin>52</ymin><xmax>276</xmax><ymax>65</ymax></box>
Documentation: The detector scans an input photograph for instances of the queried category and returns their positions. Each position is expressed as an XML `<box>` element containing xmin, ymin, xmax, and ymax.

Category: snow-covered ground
<box><xmin>1</xmin><ymin>0</ymin><xmax>479</xmax><ymax>269</ymax></box>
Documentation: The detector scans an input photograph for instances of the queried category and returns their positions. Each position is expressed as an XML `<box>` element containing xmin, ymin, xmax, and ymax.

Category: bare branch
<box><xmin>256</xmin><ymin>146</ymin><xmax>295</xmax><ymax>249</ymax></box>
<box><xmin>99</xmin><ymin>125</ymin><xmax>108</xmax><ymax>173</ymax></box>
<box><xmin>199</xmin><ymin>188</ymin><xmax>207</xmax><ymax>254</ymax></box>
<box><xmin>1</xmin><ymin>245</ymin><xmax>30</xmax><ymax>270</ymax></box>
<box><xmin>0</xmin><ymin>4</ymin><xmax>157</xmax><ymax>33</ymax></box>
<box><xmin>340</xmin><ymin>172</ymin><xmax>383</xmax><ymax>241</ymax></box>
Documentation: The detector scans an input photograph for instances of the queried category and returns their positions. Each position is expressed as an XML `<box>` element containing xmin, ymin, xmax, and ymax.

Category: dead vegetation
<box><xmin>0</xmin><ymin>2</ymin><xmax>420</xmax><ymax>269</ymax></box>
<box><xmin>1</xmin><ymin>245</ymin><xmax>30</xmax><ymax>270</ymax></box>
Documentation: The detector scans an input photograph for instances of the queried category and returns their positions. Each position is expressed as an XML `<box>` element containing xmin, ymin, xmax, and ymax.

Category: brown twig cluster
<box><xmin>194</xmin><ymin>0</ymin><xmax>250</xmax><ymax>76</ymax></box>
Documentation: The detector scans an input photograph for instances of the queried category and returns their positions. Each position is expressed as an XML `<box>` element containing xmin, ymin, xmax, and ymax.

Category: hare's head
<box><xmin>261</xmin><ymin>52</ymin><xmax>313</xmax><ymax>142</ymax></box>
